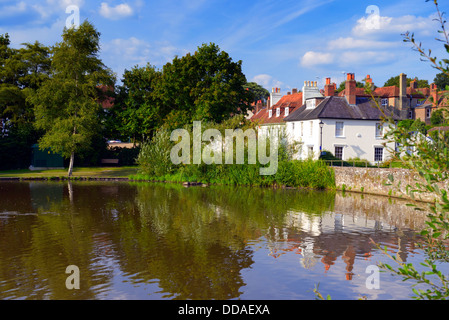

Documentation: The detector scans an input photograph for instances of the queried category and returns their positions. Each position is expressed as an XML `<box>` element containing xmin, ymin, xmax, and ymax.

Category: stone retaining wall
<box><xmin>333</xmin><ymin>167</ymin><xmax>446</xmax><ymax>203</ymax></box>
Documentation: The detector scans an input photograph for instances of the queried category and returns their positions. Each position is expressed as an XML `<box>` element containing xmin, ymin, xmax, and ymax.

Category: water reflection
<box><xmin>0</xmin><ymin>181</ymin><xmax>428</xmax><ymax>300</ymax></box>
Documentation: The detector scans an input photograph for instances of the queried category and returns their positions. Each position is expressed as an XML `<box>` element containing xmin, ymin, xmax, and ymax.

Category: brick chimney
<box><xmin>324</xmin><ymin>77</ymin><xmax>335</xmax><ymax>97</ymax></box>
<box><xmin>345</xmin><ymin>73</ymin><xmax>356</xmax><ymax>105</ymax></box>
<box><xmin>292</xmin><ymin>88</ymin><xmax>298</xmax><ymax>94</ymax></box>
<box><xmin>410</xmin><ymin>78</ymin><xmax>418</xmax><ymax>89</ymax></box>
<box><xmin>365</xmin><ymin>74</ymin><xmax>375</xmax><ymax>91</ymax></box>
<box><xmin>398</xmin><ymin>73</ymin><xmax>408</xmax><ymax>111</ymax></box>
<box><xmin>430</xmin><ymin>83</ymin><xmax>438</xmax><ymax>107</ymax></box>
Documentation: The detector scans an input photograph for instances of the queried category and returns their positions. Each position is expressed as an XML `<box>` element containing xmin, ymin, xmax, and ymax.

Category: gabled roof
<box><xmin>419</xmin><ymin>90</ymin><xmax>449</xmax><ymax>108</ymax></box>
<box><xmin>284</xmin><ymin>96</ymin><xmax>401</xmax><ymax>122</ymax></box>
<box><xmin>251</xmin><ymin>92</ymin><xmax>303</xmax><ymax>125</ymax></box>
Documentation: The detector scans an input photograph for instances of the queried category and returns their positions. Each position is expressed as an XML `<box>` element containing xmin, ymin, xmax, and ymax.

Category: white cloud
<box><xmin>327</xmin><ymin>37</ymin><xmax>398</xmax><ymax>51</ymax></box>
<box><xmin>251</xmin><ymin>74</ymin><xmax>284</xmax><ymax>90</ymax></box>
<box><xmin>338</xmin><ymin>51</ymin><xmax>396</xmax><ymax>66</ymax></box>
<box><xmin>300</xmin><ymin>51</ymin><xmax>334</xmax><ymax>67</ymax></box>
<box><xmin>99</xmin><ymin>2</ymin><xmax>134</xmax><ymax>20</ymax></box>
<box><xmin>101</xmin><ymin>37</ymin><xmax>187</xmax><ymax>79</ymax></box>
<box><xmin>0</xmin><ymin>1</ymin><xmax>27</xmax><ymax>16</ymax></box>
<box><xmin>352</xmin><ymin>14</ymin><xmax>437</xmax><ymax>38</ymax></box>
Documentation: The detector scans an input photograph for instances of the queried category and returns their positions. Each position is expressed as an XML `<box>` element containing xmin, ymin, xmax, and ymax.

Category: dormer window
<box><xmin>276</xmin><ymin>108</ymin><xmax>280</xmax><ymax>117</ymax></box>
<box><xmin>268</xmin><ymin>110</ymin><xmax>272</xmax><ymax>118</ymax></box>
<box><xmin>381</xmin><ymin>98</ymin><xmax>388</xmax><ymax>106</ymax></box>
<box><xmin>285</xmin><ymin>107</ymin><xmax>289</xmax><ymax>117</ymax></box>
<box><xmin>306</xmin><ymin>99</ymin><xmax>316</xmax><ymax>109</ymax></box>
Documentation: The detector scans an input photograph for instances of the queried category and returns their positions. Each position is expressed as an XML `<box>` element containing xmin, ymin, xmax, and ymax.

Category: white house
<box><xmin>284</xmin><ymin>76</ymin><xmax>400</xmax><ymax>163</ymax></box>
<box><xmin>251</xmin><ymin>81</ymin><xmax>323</xmax><ymax>141</ymax></box>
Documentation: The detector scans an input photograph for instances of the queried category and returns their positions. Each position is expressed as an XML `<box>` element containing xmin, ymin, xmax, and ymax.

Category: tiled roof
<box><xmin>251</xmin><ymin>92</ymin><xmax>303</xmax><ymax>125</ymax></box>
<box><xmin>284</xmin><ymin>96</ymin><xmax>401</xmax><ymax>122</ymax></box>
<box><xmin>338</xmin><ymin>86</ymin><xmax>430</xmax><ymax>98</ymax></box>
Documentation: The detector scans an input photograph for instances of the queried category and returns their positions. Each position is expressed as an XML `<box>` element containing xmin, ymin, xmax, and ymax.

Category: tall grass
<box><xmin>132</xmin><ymin>116</ymin><xmax>336</xmax><ymax>190</ymax></box>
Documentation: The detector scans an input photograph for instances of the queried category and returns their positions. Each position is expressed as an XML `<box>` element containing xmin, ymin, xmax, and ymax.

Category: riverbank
<box><xmin>0</xmin><ymin>166</ymin><xmax>138</xmax><ymax>179</ymax></box>
<box><xmin>0</xmin><ymin>165</ymin><xmax>440</xmax><ymax>203</ymax></box>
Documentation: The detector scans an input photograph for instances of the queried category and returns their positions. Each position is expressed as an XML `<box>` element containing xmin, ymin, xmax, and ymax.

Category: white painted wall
<box><xmin>286</xmin><ymin>119</ymin><xmax>395</xmax><ymax>163</ymax></box>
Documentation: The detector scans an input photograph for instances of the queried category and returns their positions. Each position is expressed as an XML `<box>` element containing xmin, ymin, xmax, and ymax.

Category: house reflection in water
<box><xmin>265</xmin><ymin>193</ymin><xmax>425</xmax><ymax>281</ymax></box>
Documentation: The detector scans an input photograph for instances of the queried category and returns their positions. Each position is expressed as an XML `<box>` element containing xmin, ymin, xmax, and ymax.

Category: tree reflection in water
<box><xmin>0</xmin><ymin>181</ymin><xmax>428</xmax><ymax>300</ymax></box>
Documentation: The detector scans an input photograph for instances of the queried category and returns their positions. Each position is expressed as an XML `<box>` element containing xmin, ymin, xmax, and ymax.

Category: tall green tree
<box><xmin>433</xmin><ymin>72</ymin><xmax>449</xmax><ymax>90</ymax></box>
<box><xmin>243</xmin><ymin>82</ymin><xmax>269</xmax><ymax>103</ymax></box>
<box><xmin>106</xmin><ymin>64</ymin><xmax>164</xmax><ymax>143</ymax></box>
<box><xmin>29</xmin><ymin>21</ymin><xmax>115</xmax><ymax>177</ymax></box>
<box><xmin>157</xmin><ymin>43</ymin><xmax>253</xmax><ymax>130</ymax></box>
<box><xmin>0</xmin><ymin>34</ymin><xmax>51</xmax><ymax>170</ymax></box>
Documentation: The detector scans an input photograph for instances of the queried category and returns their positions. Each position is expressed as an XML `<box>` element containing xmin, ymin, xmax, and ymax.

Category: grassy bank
<box><xmin>130</xmin><ymin>160</ymin><xmax>336</xmax><ymax>190</ymax></box>
<box><xmin>0</xmin><ymin>166</ymin><xmax>138</xmax><ymax>179</ymax></box>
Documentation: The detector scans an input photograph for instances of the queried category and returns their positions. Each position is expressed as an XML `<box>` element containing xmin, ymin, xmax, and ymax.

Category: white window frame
<box><xmin>300</xmin><ymin>122</ymin><xmax>304</xmax><ymax>136</ymax></box>
<box><xmin>334</xmin><ymin>146</ymin><xmax>343</xmax><ymax>160</ymax></box>
<box><xmin>268</xmin><ymin>110</ymin><xmax>272</xmax><ymax>118</ymax></box>
<box><xmin>310</xmin><ymin>121</ymin><xmax>313</xmax><ymax>136</ymax></box>
<box><xmin>381</xmin><ymin>98</ymin><xmax>388</xmax><ymax>106</ymax></box>
<box><xmin>375</xmin><ymin>123</ymin><xmax>383</xmax><ymax>139</ymax></box>
<box><xmin>335</xmin><ymin>122</ymin><xmax>344</xmax><ymax>137</ymax></box>
<box><xmin>276</xmin><ymin>108</ymin><xmax>280</xmax><ymax>117</ymax></box>
<box><xmin>285</xmin><ymin>107</ymin><xmax>289</xmax><ymax>117</ymax></box>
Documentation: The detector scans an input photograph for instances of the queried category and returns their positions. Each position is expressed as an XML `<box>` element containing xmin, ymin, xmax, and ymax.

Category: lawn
<box><xmin>0</xmin><ymin>166</ymin><xmax>138</xmax><ymax>179</ymax></box>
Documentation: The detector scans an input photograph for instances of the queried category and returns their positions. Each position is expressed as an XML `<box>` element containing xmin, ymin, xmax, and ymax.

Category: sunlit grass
<box><xmin>0</xmin><ymin>166</ymin><xmax>138</xmax><ymax>178</ymax></box>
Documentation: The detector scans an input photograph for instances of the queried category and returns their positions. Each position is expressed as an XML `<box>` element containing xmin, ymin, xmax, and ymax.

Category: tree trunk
<box><xmin>68</xmin><ymin>152</ymin><xmax>75</xmax><ymax>177</ymax></box>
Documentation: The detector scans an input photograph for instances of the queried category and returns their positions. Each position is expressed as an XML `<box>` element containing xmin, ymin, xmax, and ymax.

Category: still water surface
<box><xmin>0</xmin><ymin>181</ymin><xmax>437</xmax><ymax>300</ymax></box>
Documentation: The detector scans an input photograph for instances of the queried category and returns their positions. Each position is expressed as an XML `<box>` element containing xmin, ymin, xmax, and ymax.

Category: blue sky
<box><xmin>0</xmin><ymin>0</ymin><xmax>447</xmax><ymax>92</ymax></box>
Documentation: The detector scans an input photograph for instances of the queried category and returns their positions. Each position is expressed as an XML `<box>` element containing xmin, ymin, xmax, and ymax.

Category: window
<box><xmin>306</xmin><ymin>99</ymin><xmax>316</xmax><ymax>109</ymax></box>
<box><xmin>276</xmin><ymin>108</ymin><xmax>280</xmax><ymax>117</ymax></box>
<box><xmin>334</xmin><ymin>146</ymin><xmax>343</xmax><ymax>160</ymax></box>
<box><xmin>285</xmin><ymin>107</ymin><xmax>289</xmax><ymax>117</ymax></box>
<box><xmin>408</xmin><ymin>110</ymin><xmax>413</xmax><ymax>119</ymax></box>
<box><xmin>268</xmin><ymin>110</ymin><xmax>272</xmax><ymax>118</ymax></box>
<box><xmin>308</xmin><ymin>146</ymin><xmax>314</xmax><ymax>157</ymax></box>
<box><xmin>300</xmin><ymin>122</ymin><xmax>304</xmax><ymax>136</ymax></box>
<box><xmin>426</xmin><ymin>108</ymin><xmax>431</xmax><ymax>118</ymax></box>
<box><xmin>375</xmin><ymin>123</ymin><xmax>383</xmax><ymax>138</ymax></box>
<box><xmin>310</xmin><ymin>121</ymin><xmax>313</xmax><ymax>136</ymax></box>
<box><xmin>335</xmin><ymin>122</ymin><xmax>344</xmax><ymax>137</ymax></box>
<box><xmin>381</xmin><ymin>98</ymin><xmax>388</xmax><ymax>106</ymax></box>
<box><xmin>292</xmin><ymin>122</ymin><xmax>295</xmax><ymax>131</ymax></box>
<box><xmin>374</xmin><ymin>147</ymin><xmax>384</xmax><ymax>162</ymax></box>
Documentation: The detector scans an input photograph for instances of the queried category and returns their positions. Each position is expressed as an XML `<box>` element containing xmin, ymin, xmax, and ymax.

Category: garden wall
<box><xmin>333</xmin><ymin>167</ymin><xmax>447</xmax><ymax>203</ymax></box>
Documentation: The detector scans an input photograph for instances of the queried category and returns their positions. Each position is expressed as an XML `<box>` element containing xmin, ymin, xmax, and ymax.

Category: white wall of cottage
<box><xmin>285</xmin><ymin>119</ymin><xmax>395</xmax><ymax>163</ymax></box>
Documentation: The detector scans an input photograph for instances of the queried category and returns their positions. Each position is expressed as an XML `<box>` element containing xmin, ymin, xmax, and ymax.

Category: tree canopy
<box><xmin>29</xmin><ymin>20</ymin><xmax>115</xmax><ymax>176</ymax></box>
<box><xmin>383</xmin><ymin>75</ymin><xmax>429</xmax><ymax>88</ymax></box>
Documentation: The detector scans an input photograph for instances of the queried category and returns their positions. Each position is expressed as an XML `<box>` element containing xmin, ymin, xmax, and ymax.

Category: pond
<box><xmin>0</xmin><ymin>180</ymin><xmax>437</xmax><ymax>300</ymax></box>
